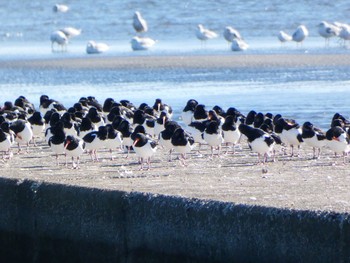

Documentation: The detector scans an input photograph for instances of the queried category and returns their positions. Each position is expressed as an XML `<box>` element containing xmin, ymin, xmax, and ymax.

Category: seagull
<box><xmin>86</xmin><ymin>41</ymin><xmax>109</xmax><ymax>54</ymax></box>
<box><xmin>131</xmin><ymin>36</ymin><xmax>156</xmax><ymax>51</ymax></box>
<box><xmin>231</xmin><ymin>38</ymin><xmax>249</xmax><ymax>51</ymax></box>
<box><xmin>277</xmin><ymin>30</ymin><xmax>292</xmax><ymax>44</ymax></box>
<box><xmin>53</xmin><ymin>4</ymin><xmax>69</xmax><ymax>13</ymax></box>
<box><xmin>292</xmin><ymin>25</ymin><xmax>309</xmax><ymax>46</ymax></box>
<box><xmin>223</xmin><ymin>26</ymin><xmax>242</xmax><ymax>43</ymax></box>
<box><xmin>50</xmin><ymin>30</ymin><xmax>68</xmax><ymax>52</ymax></box>
<box><xmin>133</xmin><ymin>11</ymin><xmax>148</xmax><ymax>33</ymax></box>
<box><xmin>336</xmin><ymin>22</ymin><xmax>350</xmax><ymax>46</ymax></box>
<box><xmin>317</xmin><ymin>21</ymin><xmax>340</xmax><ymax>46</ymax></box>
<box><xmin>196</xmin><ymin>24</ymin><xmax>218</xmax><ymax>46</ymax></box>
<box><xmin>60</xmin><ymin>27</ymin><xmax>81</xmax><ymax>39</ymax></box>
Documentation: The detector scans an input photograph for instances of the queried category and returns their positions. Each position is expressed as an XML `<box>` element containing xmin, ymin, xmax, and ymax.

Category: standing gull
<box><xmin>317</xmin><ymin>21</ymin><xmax>340</xmax><ymax>46</ymax></box>
<box><xmin>50</xmin><ymin>30</ymin><xmax>68</xmax><ymax>52</ymax></box>
<box><xmin>223</xmin><ymin>26</ymin><xmax>242</xmax><ymax>43</ymax></box>
<box><xmin>292</xmin><ymin>25</ymin><xmax>309</xmax><ymax>46</ymax></box>
<box><xmin>196</xmin><ymin>24</ymin><xmax>218</xmax><ymax>46</ymax></box>
<box><xmin>277</xmin><ymin>31</ymin><xmax>292</xmax><ymax>44</ymax></box>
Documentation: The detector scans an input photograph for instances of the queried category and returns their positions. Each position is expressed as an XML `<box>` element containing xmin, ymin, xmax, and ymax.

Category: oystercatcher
<box><xmin>239</xmin><ymin>124</ymin><xmax>276</xmax><ymax>164</ymax></box>
<box><xmin>27</xmin><ymin>111</ymin><xmax>45</xmax><ymax>146</ymax></box>
<box><xmin>325</xmin><ymin>126</ymin><xmax>349</xmax><ymax>163</ymax></box>
<box><xmin>10</xmin><ymin>119</ymin><xmax>33</xmax><ymax>153</ymax></box>
<box><xmin>181</xmin><ymin>99</ymin><xmax>198</xmax><ymax>125</ymax></box>
<box><xmin>82</xmin><ymin>125</ymin><xmax>108</xmax><ymax>161</ymax></box>
<box><xmin>105</xmin><ymin>124</ymin><xmax>123</xmax><ymax>160</ymax></box>
<box><xmin>64</xmin><ymin>135</ymin><xmax>85</xmax><ymax>168</ymax></box>
<box><xmin>132</xmin><ymin>133</ymin><xmax>157</xmax><ymax>170</ymax></box>
<box><xmin>48</xmin><ymin>121</ymin><xmax>66</xmax><ymax>165</ymax></box>
<box><xmin>159</xmin><ymin>121</ymin><xmax>181</xmax><ymax>161</ymax></box>
<box><xmin>171</xmin><ymin>127</ymin><xmax>195</xmax><ymax>166</ymax></box>
<box><xmin>222</xmin><ymin>115</ymin><xmax>241</xmax><ymax>154</ymax></box>
<box><xmin>203</xmin><ymin>120</ymin><xmax>224</xmax><ymax>157</ymax></box>
<box><xmin>301</xmin><ymin>121</ymin><xmax>326</xmax><ymax>159</ymax></box>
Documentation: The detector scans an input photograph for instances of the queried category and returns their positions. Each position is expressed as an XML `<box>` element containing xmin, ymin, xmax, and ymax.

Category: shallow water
<box><xmin>0</xmin><ymin>1</ymin><xmax>350</xmax><ymax>130</ymax></box>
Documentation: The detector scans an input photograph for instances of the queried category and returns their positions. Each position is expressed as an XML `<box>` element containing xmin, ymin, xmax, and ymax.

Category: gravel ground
<box><xmin>2</xmin><ymin>137</ymin><xmax>350</xmax><ymax>213</ymax></box>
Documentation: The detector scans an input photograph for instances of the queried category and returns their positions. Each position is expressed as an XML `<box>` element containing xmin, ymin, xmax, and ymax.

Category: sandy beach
<box><xmin>2</xmin><ymin>53</ymin><xmax>350</xmax><ymax>214</ymax></box>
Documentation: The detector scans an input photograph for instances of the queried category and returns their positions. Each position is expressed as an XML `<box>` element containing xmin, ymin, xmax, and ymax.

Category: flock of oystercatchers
<box><xmin>0</xmin><ymin>95</ymin><xmax>349</xmax><ymax>170</ymax></box>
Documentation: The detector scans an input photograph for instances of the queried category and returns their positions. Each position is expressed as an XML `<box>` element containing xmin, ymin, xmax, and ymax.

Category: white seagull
<box><xmin>53</xmin><ymin>4</ymin><xmax>69</xmax><ymax>13</ymax></box>
<box><xmin>223</xmin><ymin>26</ymin><xmax>242</xmax><ymax>43</ymax></box>
<box><xmin>133</xmin><ymin>11</ymin><xmax>148</xmax><ymax>33</ymax></box>
<box><xmin>86</xmin><ymin>41</ymin><xmax>109</xmax><ymax>54</ymax></box>
<box><xmin>50</xmin><ymin>30</ymin><xmax>68</xmax><ymax>52</ymax></box>
<box><xmin>231</xmin><ymin>38</ymin><xmax>249</xmax><ymax>51</ymax></box>
<box><xmin>317</xmin><ymin>21</ymin><xmax>340</xmax><ymax>46</ymax></box>
<box><xmin>336</xmin><ymin>22</ymin><xmax>350</xmax><ymax>46</ymax></box>
<box><xmin>60</xmin><ymin>27</ymin><xmax>81</xmax><ymax>39</ymax></box>
<box><xmin>196</xmin><ymin>24</ymin><xmax>218</xmax><ymax>46</ymax></box>
<box><xmin>131</xmin><ymin>36</ymin><xmax>156</xmax><ymax>51</ymax></box>
<box><xmin>292</xmin><ymin>25</ymin><xmax>309</xmax><ymax>45</ymax></box>
<box><xmin>277</xmin><ymin>30</ymin><xmax>292</xmax><ymax>43</ymax></box>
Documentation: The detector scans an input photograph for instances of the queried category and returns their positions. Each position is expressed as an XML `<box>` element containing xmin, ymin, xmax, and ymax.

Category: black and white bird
<box><xmin>82</xmin><ymin>125</ymin><xmax>108</xmax><ymax>162</ymax></box>
<box><xmin>39</xmin><ymin>95</ymin><xmax>67</xmax><ymax>116</ymax></box>
<box><xmin>239</xmin><ymin>124</ymin><xmax>276</xmax><ymax>164</ymax></box>
<box><xmin>181</xmin><ymin>99</ymin><xmax>198</xmax><ymax>125</ymax></box>
<box><xmin>48</xmin><ymin>121</ymin><xmax>66</xmax><ymax>165</ymax></box>
<box><xmin>9</xmin><ymin>119</ymin><xmax>33</xmax><ymax>153</ymax></box>
<box><xmin>171</xmin><ymin>128</ymin><xmax>195</xmax><ymax>166</ymax></box>
<box><xmin>117</xmin><ymin>119</ymin><xmax>134</xmax><ymax>157</ymax></box>
<box><xmin>222</xmin><ymin>115</ymin><xmax>241</xmax><ymax>154</ymax></box>
<box><xmin>0</xmin><ymin>127</ymin><xmax>14</xmax><ymax>159</ymax></box>
<box><xmin>132</xmin><ymin>133</ymin><xmax>157</xmax><ymax>170</ymax></box>
<box><xmin>301</xmin><ymin>121</ymin><xmax>326</xmax><ymax>159</ymax></box>
<box><xmin>325</xmin><ymin>126</ymin><xmax>349</xmax><ymax>163</ymax></box>
<box><xmin>274</xmin><ymin>117</ymin><xmax>303</xmax><ymax>156</ymax></box>
<box><xmin>105</xmin><ymin>124</ymin><xmax>123</xmax><ymax>160</ymax></box>
<box><xmin>292</xmin><ymin>25</ymin><xmax>309</xmax><ymax>45</ymax></box>
<box><xmin>159</xmin><ymin>121</ymin><xmax>181</xmax><ymax>161</ymax></box>
<box><xmin>86</xmin><ymin>107</ymin><xmax>105</xmax><ymax>128</ymax></box>
<box><xmin>64</xmin><ymin>135</ymin><xmax>85</xmax><ymax>169</ymax></box>
<box><xmin>203</xmin><ymin>120</ymin><xmax>224</xmax><ymax>157</ymax></box>
<box><xmin>152</xmin><ymin>98</ymin><xmax>173</xmax><ymax>119</ymax></box>
<box><xmin>27</xmin><ymin>111</ymin><xmax>45</xmax><ymax>146</ymax></box>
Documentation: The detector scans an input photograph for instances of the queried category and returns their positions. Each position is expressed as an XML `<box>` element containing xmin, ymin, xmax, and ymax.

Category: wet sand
<box><xmin>2</xmin><ymin>53</ymin><xmax>350</xmax><ymax>69</ymax></box>
<box><xmin>2</xmin><ymin>53</ymin><xmax>350</xmax><ymax>214</ymax></box>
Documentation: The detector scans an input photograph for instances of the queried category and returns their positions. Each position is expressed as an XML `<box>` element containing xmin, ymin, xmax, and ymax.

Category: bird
<box><xmin>116</xmin><ymin>119</ymin><xmax>134</xmax><ymax>157</ymax></box>
<box><xmin>50</xmin><ymin>30</ymin><xmax>68</xmax><ymax>52</ymax></box>
<box><xmin>60</xmin><ymin>27</ymin><xmax>81</xmax><ymax>39</ymax></box>
<box><xmin>82</xmin><ymin>126</ymin><xmax>108</xmax><ymax>162</ymax></box>
<box><xmin>196</xmin><ymin>24</ymin><xmax>218</xmax><ymax>46</ymax></box>
<box><xmin>181</xmin><ymin>99</ymin><xmax>198</xmax><ymax>126</ymax></box>
<box><xmin>27</xmin><ymin>112</ymin><xmax>45</xmax><ymax>146</ymax></box>
<box><xmin>53</xmin><ymin>4</ymin><xmax>69</xmax><ymax>13</ymax></box>
<box><xmin>86</xmin><ymin>41</ymin><xmax>109</xmax><ymax>54</ymax></box>
<box><xmin>48</xmin><ymin>121</ymin><xmax>66</xmax><ymax>165</ymax></box>
<box><xmin>132</xmin><ymin>133</ymin><xmax>157</xmax><ymax>170</ymax></box>
<box><xmin>64</xmin><ymin>135</ymin><xmax>85</xmax><ymax>169</ymax></box>
<box><xmin>105</xmin><ymin>124</ymin><xmax>123</xmax><ymax>160</ymax></box>
<box><xmin>9</xmin><ymin>119</ymin><xmax>33</xmax><ymax>153</ymax></box>
<box><xmin>152</xmin><ymin>98</ymin><xmax>173</xmax><ymax>119</ymax></box>
<box><xmin>133</xmin><ymin>11</ymin><xmax>148</xmax><ymax>33</ymax></box>
<box><xmin>238</xmin><ymin>124</ymin><xmax>276</xmax><ymax>164</ymax></box>
<box><xmin>131</xmin><ymin>36</ymin><xmax>156</xmax><ymax>51</ymax></box>
<box><xmin>231</xmin><ymin>38</ymin><xmax>249</xmax><ymax>51</ymax></box>
<box><xmin>336</xmin><ymin>22</ymin><xmax>350</xmax><ymax>47</ymax></box>
<box><xmin>86</xmin><ymin>107</ymin><xmax>105</xmax><ymax>128</ymax></box>
<box><xmin>222</xmin><ymin>115</ymin><xmax>241</xmax><ymax>154</ymax></box>
<box><xmin>292</xmin><ymin>25</ymin><xmax>309</xmax><ymax>45</ymax></box>
<box><xmin>39</xmin><ymin>95</ymin><xmax>67</xmax><ymax>116</ymax></box>
<box><xmin>301</xmin><ymin>121</ymin><xmax>326</xmax><ymax>159</ymax></box>
<box><xmin>223</xmin><ymin>26</ymin><xmax>242</xmax><ymax>43</ymax></box>
<box><xmin>277</xmin><ymin>31</ymin><xmax>292</xmax><ymax>44</ymax></box>
<box><xmin>159</xmin><ymin>121</ymin><xmax>181</xmax><ymax>162</ymax></box>
<box><xmin>203</xmin><ymin>120</ymin><xmax>224</xmax><ymax>157</ymax></box>
<box><xmin>274</xmin><ymin>117</ymin><xmax>303</xmax><ymax>157</ymax></box>
<box><xmin>325</xmin><ymin>126</ymin><xmax>349</xmax><ymax>164</ymax></box>
<box><xmin>171</xmin><ymin>128</ymin><xmax>195</xmax><ymax>166</ymax></box>
<box><xmin>0</xmin><ymin>127</ymin><xmax>14</xmax><ymax>159</ymax></box>
<box><xmin>317</xmin><ymin>21</ymin><xmax>340</xmax><ymax>46</ymax></box>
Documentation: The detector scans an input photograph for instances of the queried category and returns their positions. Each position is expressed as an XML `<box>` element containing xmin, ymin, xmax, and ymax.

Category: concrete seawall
<box><xmin>0</xmin><ymin>177</ymin><xmax>349</xmax><ymax>263</ymax></box>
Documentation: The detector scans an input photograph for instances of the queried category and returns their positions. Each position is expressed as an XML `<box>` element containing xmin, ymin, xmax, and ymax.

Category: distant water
<box><xmin>0</xmin><ymin>0</ymin><xmax>350</xmax><ymax>130</ymax></box>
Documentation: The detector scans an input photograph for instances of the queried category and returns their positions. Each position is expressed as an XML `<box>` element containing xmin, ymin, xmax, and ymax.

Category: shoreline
<box><xmin>2</xmin><ymin>53</ymin><xmax>350</xmax><ymax>70</ymax></box>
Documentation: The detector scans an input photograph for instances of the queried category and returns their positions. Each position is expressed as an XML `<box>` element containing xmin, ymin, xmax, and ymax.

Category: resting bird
<box><xmin>239</xmin><ymin>124</ymin><xmax>276</xmax><ymax>164</ymax></box>
<box><xmin>133</xmin><ymin>11</ymin><xmax>148</xmax><ymax>33</ymax></box>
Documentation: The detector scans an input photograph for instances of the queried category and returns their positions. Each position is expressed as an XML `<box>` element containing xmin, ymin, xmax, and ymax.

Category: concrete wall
<box><xmin>0</xmin><ymin>177</ymin><xmax>349</xmax><ymax>263</ymax></box>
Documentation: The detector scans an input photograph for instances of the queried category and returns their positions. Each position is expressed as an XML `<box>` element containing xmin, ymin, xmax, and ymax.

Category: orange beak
<box><xmin>133</xmin><ymin>138</ymin><xmax>140</xmax><ymax>146</ymax></box>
